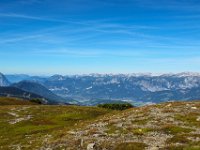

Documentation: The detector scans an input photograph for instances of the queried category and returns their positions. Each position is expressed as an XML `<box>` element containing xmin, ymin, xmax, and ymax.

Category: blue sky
<box><xmin>0</xmin><ymin>0</ymin><xmax>200</xmax><ymax>75</ymax></box>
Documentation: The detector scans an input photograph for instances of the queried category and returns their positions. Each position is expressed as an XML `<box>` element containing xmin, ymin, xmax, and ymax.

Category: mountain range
<box><xmin>1</xmin><ymin>72</ymin><xmax>200</xmax><ymax>105</ymax></box>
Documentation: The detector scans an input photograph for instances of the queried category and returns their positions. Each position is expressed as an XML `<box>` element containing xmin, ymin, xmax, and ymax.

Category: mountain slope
<box><xmin>0</xmin><ymin>73</ymin><xmax>10</xmax><ymax>86</ymax></box>
<box><xmin>0</xmin><ymin>86</ymin><xmax>44</xmax><ymax>100</ymax></box>
<box><xmin>5</xmin><ymin>74</ymin><xmax>31</xmax><ymax>83</ymax></box>
<box><xmin>135</xmin><ymin>86</ymin><xmax>200</xmax><ymax>103</ymax></box>
<box><xmin>12</xmin><ymin>81</ymin><xmax>66</xmax><ymax>104</ymax></box>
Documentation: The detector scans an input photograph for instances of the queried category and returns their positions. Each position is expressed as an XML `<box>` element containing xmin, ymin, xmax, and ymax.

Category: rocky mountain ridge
<box><xmin>2</xmin><ymin>72</ymin><xmax>200</xmax><ymax>105</ymax></box>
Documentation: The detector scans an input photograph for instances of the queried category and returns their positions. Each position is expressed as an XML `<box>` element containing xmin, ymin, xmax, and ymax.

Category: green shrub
<box><xmin>30</xmin><ymin>98</ymin><xmax>43</xmax><ymax>104</ymax></box>
<box><xmin>97</xmin><ymin>103</ymin><xmax>133</xmax><ymax>110</ymax></box>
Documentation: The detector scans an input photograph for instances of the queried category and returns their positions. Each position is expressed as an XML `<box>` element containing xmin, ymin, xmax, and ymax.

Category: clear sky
<box><xmin>0</xmin><ymin>0</ymin><xmax>200</xmax><ymax>75</ymax></box>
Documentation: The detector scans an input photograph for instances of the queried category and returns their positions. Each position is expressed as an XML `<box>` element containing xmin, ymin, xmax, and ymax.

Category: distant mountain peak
<box><xmin>0</xmin><ymin>72</ymin><xmax>10</xmax><ymax>87</ymax></box>
<box><xmin>176</xmin><ymin>72</ymin><xmax>200</xmax><ymax>77</ymax></box>
<box><xmin>50</xmin><ymin>75</ymin><xmax>66</xmax><ymax>81</ymax></box>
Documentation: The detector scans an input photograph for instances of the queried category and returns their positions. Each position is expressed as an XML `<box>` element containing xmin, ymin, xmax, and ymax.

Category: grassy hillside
<box><xmin>0</xmin><ymin>100</ymin><xmax>199</xmax><ymax>150</ymax></box>
<box><xmin>0</xmin><ymin>97</ymin><xmax>38</xmax><ymax>105</ymax></box>
<box><xmin>0</xmin><ymin>104</ymin><xmax>113</xmax><ymax>150</ymax></box>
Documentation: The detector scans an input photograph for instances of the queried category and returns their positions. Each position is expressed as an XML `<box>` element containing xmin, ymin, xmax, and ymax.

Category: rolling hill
<box><xmin>11</xmin><ymin>81</ymin><xmax>66</xmax><ymax>104</ymax></box>
<box><xmin>0</xmin><ymin>86</ymin><xmax>44</xmax><ymax>101</ymax></box>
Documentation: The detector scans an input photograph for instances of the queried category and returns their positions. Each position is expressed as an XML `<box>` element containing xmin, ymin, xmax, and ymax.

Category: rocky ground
<box><xmin>43</xmin><ymin>101</ymin><xmax>200</xmax><ymax>150</ymax></box>
<box><xmin>0</xmin><ymin>99</ymin><xmax>199</xmax><ymax>150</ymax></box>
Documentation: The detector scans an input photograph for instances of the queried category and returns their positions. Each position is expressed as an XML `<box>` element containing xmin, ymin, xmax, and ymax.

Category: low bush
<box><xmin>30</xmin><ymin>98</ymin><xmax>43</xmax><ymax>104</ymax></box>
<box><xmin>97</xmin><ymin>103</ymin><xmax>133</xmax><ymax>110</ymax></box>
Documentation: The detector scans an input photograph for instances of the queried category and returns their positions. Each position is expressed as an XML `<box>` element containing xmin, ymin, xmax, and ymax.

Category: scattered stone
<box><xmin>81</xmin><ymin>139</ymin><xmax>84</xmax><ymax>147</ymax></box>
<box><xmin>197</xmin><ymin>116</ymin><xmax>200</xmax><ymax>121</ymax></box>
<box><xmin>87</xmin><ymin>143</ymin><xmax>96</xmax><ymax>150</ymax></box>
<box><xmin>166</xmin><ymin>104</ymin><xmax>172</xmax><ymax>107</ymax></box>
<box><xmin>8</xmin><ymin>112</ymin><xmax>19</xmax><ymax>117</ymax></box>
<box><xmin>116</xmin><ymin>123</ymin><xmax>123</xmax><ymax>127</ymax></box>
<box><xmin>150</xmin><ymin>146</ymin><xmax>159</xmax><ymax>150</ymax></box>
<box><xmin>67</xmin><ymin>131</ymin><xmax>76</xmax><ymax>135</ymax></box>
<box><xmin>9</xmin><ymin>115</ymin><xmax>32</xmax><ymax>124</ymax></box>
<box><xmin>186</xmin><ymin>104</ymin><xmax>190</xmax><ymax>106</ymax></box>
<box><xmin>191</xmin><ymin>107</ymin><xmax>197</xmax><ymax>110</ymax></box>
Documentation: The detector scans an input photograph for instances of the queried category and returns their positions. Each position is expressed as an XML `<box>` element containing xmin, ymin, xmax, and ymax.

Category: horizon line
<box><xmin>2</xmin><ymin>71</ymin><xmax>200</xmax><ymax>77</ymax></box>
